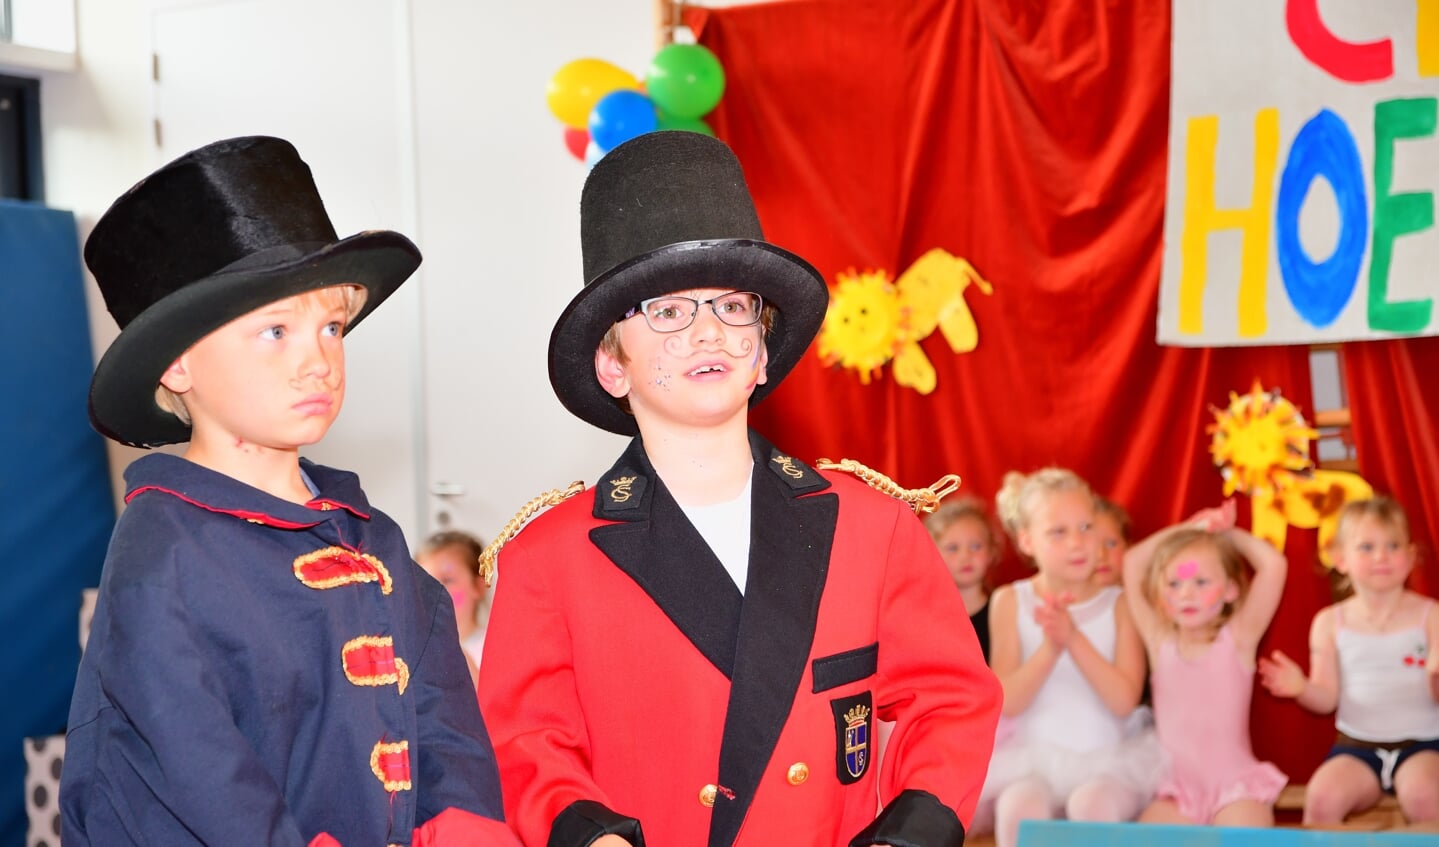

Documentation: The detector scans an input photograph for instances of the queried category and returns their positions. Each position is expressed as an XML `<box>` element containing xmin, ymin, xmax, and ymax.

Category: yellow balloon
<box><xmin>546</xmin><ymin>59</ymin><xmax>640</xmax><ymax>130</ymax></box>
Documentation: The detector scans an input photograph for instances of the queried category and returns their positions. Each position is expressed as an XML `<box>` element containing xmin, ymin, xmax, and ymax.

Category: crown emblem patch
<box><xmin>830</xmin><ymin>692</ymin><xmax>873</xmax><ymax>784</ymax></box>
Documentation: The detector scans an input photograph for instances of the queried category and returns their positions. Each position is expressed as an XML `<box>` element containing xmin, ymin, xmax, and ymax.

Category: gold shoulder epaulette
<box><xmin>813</xmin><ymin>458</ymin><xmax>961</xmax><ymax>515</ymax></box>
<box><xmin>478</xmin><ymin>480</ymin><xmax>586</xmax><ymax>585</ymax></box>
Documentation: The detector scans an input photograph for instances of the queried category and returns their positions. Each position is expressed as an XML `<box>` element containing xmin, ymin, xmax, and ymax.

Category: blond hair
<box><xmin>994</xmin><ymin>467</ymin><xmax>1093</xmax><ymax>542</ymax></box>
<box><xmin>154</xmin><ymin>285</ymin><xmax>367</xmax><ymax>425</ymax></box>
<box><xmin>1332</xmin><ymin>495</ymin><xmax>1411</xmax><ymax>550</ymax></box>
<box><xmin>1145</xmin><ymin>528</ymin><xmax>1249</xmax><ymax>626</ymax></box>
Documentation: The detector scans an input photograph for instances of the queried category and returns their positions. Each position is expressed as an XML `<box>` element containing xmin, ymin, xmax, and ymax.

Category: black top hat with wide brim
<box><xmin>548</xmin><ymin>131</ymin><xmax>829</xmax><ymax>435</ymax></box>
<box><xmin>86</xmin><ymin>136</ymin><xmax>420</xmax><ymax>448</ymax></box>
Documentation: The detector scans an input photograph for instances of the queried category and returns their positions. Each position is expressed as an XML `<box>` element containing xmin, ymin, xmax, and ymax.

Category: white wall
<box><xmin>21</xmin><ymin>0</ymin><xmax>684</xmax><ymax>546</ymax></box>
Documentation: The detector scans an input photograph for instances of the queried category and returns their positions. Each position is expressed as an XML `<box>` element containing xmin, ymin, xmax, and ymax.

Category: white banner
<box><xmin>1160</xmin><ymin>1</ymin><xmax>1439</xmax><ymax>346</ymax></box>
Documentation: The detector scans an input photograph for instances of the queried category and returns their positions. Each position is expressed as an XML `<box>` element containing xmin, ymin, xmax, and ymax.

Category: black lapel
<box><xmin>589</xmin><ymin>437</ymin><xmax>745</xmax><ymax>678</ymax></box>
<box><xmin>708</xmin><ymin>433</ymin><xmax>836</xmax><ymax>847</ymax></box>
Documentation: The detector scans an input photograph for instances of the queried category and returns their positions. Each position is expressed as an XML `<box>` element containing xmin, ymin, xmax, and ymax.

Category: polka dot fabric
<box><xmin>24</xmin><ymin>735</ymin><xmax>64</xmax><ymax>847</ymax></box>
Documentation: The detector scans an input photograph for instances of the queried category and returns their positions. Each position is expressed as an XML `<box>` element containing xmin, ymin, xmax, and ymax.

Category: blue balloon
<box><xmin>588</xmin><ymin>89</ymin><xmax>657</xmax><ymax>152</ymax></box>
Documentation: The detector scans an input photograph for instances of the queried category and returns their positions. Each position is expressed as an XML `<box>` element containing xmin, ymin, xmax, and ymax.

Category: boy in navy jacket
<box><xmin>61</xmin><ymin>136</ymin><xmax>517</xmax><ymax>847</ymax></box>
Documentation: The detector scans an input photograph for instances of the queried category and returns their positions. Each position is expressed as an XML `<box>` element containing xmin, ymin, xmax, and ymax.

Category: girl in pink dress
<box><xmin>1123</xmin><ymin>499</ymin><xmax>1289</xmax><ymax>826</ymax></box>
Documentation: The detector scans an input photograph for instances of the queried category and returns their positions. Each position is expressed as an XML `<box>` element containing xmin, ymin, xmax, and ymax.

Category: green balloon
<box><xmin>646</xmin><ymin>43</ymin><xmax>725</xmax><ymax>120</ymax></box>
<box><xmin>656</xmin><ymin>111</ymin><xmax>715</xmax><ymax>137</ymax></box>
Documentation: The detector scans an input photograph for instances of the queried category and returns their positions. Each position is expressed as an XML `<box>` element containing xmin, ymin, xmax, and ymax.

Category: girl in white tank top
<box><xmin>1259</xmin><ymin>496</ymin><xmax>1439</xmax><ymax>826</ymax></box>
<box><xmin>971</xmin><ymin>469</ymin><xmax>1160</xmax><ymax>847</ymax></box>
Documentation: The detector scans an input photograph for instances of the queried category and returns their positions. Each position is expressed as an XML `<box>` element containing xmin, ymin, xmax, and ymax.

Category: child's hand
<box><xmin>1188</xmin><ymin>499</ymin><xmax>1237</xmax><ymax>533</ymax></box>
<box><xmin>1033</xmin><ymin>593</ymin><xmax>1075</xmax><ymax>649</ymax></box>
<box><xmin>1257</xmin><ymin>650</ymin><xmax>1306</xmax><ymax>699</ymax></box>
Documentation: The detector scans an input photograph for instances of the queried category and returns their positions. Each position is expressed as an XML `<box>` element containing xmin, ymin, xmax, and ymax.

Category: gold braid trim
<box><xmin>814</xmin><ymin>458</ymin><xmax>962</xmax><ymax>515</ymax></box>
<box><xmin>478</xmin><ymin>481</ymin><xmax>587</xmax><ymax>586</ymax></box>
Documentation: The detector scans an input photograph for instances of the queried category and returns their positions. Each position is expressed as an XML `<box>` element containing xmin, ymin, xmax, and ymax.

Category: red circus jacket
<box><xmin>478</xmin><ymin>432</ymin><xmax>1001</xmax><ymax>847</ymax></box>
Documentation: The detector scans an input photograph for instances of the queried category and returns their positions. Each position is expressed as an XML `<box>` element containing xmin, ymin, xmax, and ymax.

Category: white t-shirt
<box><xmin>679</xmin><ymin>476</ymin><xmax>753</xmax><ymax>593</ymax></box>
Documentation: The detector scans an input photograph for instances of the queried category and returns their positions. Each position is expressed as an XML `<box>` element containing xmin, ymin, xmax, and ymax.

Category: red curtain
<box><xmin>690</xmin><ymin>0</ymin><xmax>1334</xmax><ymax>781</ymax></box>
<box><xmin>1345</xmin><ymin>337</ymin><xmax>1439</xmax><ymax>598</ymax></box>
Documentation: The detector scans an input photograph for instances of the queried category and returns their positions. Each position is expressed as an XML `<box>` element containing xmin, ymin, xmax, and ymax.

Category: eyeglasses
<box><xmin>622</xmin><ymin>291</ymin><xmax>764</xmax><ymax>333</ymax></box>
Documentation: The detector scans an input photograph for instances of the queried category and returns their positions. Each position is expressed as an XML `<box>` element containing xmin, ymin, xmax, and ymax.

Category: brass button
<box><xmin>699</xmin><ymin>784</ymin><xmax>717</xmax><ymax>807</ymax></box>
<box><xmin>787</xmin><ymin>762</ymin><xmax>809</xmax><ymax>785</ymax></box>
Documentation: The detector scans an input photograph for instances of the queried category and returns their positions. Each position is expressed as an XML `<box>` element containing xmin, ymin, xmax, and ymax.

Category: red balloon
<box><xmin>563</xmin><ymin>127</ymin><xmax>589</xmax><ymax>161</ymax></box>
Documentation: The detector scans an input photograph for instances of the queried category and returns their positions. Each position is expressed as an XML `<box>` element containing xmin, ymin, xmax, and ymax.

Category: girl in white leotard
<box><xmin>972</xmin><ymin>468</ymin><xmax>1160</xmax><ymax>847</ymax></box>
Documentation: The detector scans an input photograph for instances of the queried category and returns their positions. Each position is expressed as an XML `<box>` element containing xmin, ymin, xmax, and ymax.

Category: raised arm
<box><xmin>1121</xmin><ymin>527</ymin><xmax>1169</xmax><ymax>648</ymax></box>
<box><xmin>1224</xmin><ymin>527</ymin><xmax>1287</xmax><ymax>653</ymax></box>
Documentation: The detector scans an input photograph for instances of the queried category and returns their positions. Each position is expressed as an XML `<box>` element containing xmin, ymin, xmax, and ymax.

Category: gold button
<box><xmin>787</xmin><ymin>762</ymin><xmax>809</xmax><ymax>785</ymax></box>
<box><xmin>699</xmin><ymin>784</ymin><xmax>717</xmax><ymax>807</ymax></box>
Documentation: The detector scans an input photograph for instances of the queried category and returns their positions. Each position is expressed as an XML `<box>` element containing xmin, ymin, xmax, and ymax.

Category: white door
<box><xmin>152</xmin><ymin>0</ymin><xmax>425</xmax><ymax>541</ymax></box>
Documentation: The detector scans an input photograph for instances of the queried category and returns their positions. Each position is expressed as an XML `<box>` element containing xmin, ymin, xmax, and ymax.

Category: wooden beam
<box><xmin>655</xmin><ymin>1</ymin><xmax>685</xmax><ymax>49</ymax></box>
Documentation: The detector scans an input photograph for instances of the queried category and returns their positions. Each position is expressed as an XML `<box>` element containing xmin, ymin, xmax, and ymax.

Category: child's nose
<box><xmin>689</xmin><ymin>304</ymin><xmax>727</xmax><ymax>341</ymax></box>
<box><xmin>298</xmin><ymin>337</ymin><xmax>335</xmax><ymax>378</ymax></box>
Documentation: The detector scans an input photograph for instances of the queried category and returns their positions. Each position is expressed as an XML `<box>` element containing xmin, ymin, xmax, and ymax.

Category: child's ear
<box><xmin>158</xmin><ymin>357</ymin><xmax>192</xmax><ymax>394</ymax></box>
<box><xmin>754</xmin><ymin>341</ymin><xmax>770</xmax><ymax>386</ymax></box>
<box><xmin>1224</xmin><ymin>580</ymin><xmax>1241</xmax><ymax>605</ymax></box>
<box><xmin>594</xmin><ymin>347</ymin><xmax>631</xmax><ymax>399</ymax></box>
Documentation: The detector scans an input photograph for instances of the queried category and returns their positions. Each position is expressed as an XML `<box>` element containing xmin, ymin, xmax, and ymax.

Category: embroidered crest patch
<box><xmin>829</xmin><ymin>691</ymin><xmax>873</xmax><ymax>784</ymax></box>
<box><xmin>600</xmin><ymin>473</ymin><xmax>646</xmax><ymax>512</ymax></box>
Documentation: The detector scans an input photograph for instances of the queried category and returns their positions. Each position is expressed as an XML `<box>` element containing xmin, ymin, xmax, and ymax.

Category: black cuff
<box><xmin>849</xmin><ymin>789</ymin><xmax>965</xmax><ymax>847</ymax></box>
<box><xmin>548</xmin><ymin>799</ymin><xmax>645</xmax><ymax>847</ymax></box>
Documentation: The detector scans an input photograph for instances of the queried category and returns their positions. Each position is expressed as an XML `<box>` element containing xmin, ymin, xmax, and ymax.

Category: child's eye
<box><xmin>323</xmin><ymin>321</ymin><xmax>345</xmax><ymax>337</ymax></box>
<box><xmin>969</xmin><ymin>543</ymin><xmax>985</xmax><ymax>553</ymax></box>
<box><xmin>260</xmin><ymin>326</ymin><xmax>286</xmax><ymax>341</ymax></box>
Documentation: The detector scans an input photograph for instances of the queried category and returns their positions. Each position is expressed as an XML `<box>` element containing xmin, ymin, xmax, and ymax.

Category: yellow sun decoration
<box><xmin>1208</xmin><ymin>381</ymin><xmax>1318</xmax><ymax>498</ymax></box>
<box><xmin>817</xmin><ymin>269</ymin><xmax>906</xmax><ymax>384</ymax></box>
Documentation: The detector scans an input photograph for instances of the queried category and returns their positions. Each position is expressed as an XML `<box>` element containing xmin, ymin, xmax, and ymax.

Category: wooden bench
<box><xmin>1275</xmin><ymin>784</ymin><xmax>1409</xmax><ymax>831</ymax></box>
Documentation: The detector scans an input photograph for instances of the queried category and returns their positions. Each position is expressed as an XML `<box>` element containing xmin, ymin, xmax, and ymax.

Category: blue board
<box><xmin>0</xmin><ymin>200</ymin><xmax>115</xmax><ymax>845</ymax></box>
<box><xmin>1019</xmin><ymin>821</ymin><xmax>1436</xmax><ymax>847</ymax></box>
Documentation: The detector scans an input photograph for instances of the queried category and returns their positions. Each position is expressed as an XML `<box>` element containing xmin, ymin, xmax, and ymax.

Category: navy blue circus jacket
<box><xmin>61</xmin><ymin>454</ymin><xmax>508</xmax><ymax>846</ymax></box>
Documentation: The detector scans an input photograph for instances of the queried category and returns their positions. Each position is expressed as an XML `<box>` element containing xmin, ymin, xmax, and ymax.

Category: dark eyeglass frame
<box><xmin>621</xmin><ymin>291</ymin><xmax>765</xmax><ymax>333</ymax></box>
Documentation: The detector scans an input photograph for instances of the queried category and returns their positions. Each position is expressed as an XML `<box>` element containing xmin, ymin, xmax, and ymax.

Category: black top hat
<box><xmin>86</xmin><ymin>136</ymin><xmax>421</xmax><ymax>448</ymax></box>
<box><xmin>548</xmin><ymin>131</ymin><xmax>828</xmax><ymax>435</ymax></box>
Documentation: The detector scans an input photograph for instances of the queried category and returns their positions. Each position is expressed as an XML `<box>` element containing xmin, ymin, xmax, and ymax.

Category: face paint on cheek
<box><xmin>1196</xmin><ymin>584</ymin><xmax>1226</xmax><ymax>614</ymax></box>
<box><xmin>739</xmin><ymin>338</ymin><xmax>763</xmax><ymax>391</ymax></box>
<box><xmin>1176</xmin><ymin>560</ymin><xmax>1199</xmax><ymax>579</ymax></box>
<box><xmin>449</xmin><ymin>586</ymin><xmax>471</xmax><ymax>607</ymax></box>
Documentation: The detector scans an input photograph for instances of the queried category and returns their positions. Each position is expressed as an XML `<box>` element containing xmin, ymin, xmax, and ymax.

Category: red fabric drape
<box><xmin>1345</xmin><ymin>337</ymin><xmax>1439</xmax><ymax>597</ymax></box>
<box><xmin>691</xmin><ymin>0</ymin><xmax>1332</xmax><ymax>781</ymax></box>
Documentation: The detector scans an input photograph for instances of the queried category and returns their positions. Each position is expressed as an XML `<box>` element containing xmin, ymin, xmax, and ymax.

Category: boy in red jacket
<box><xmin>479</xmin><ymin>131</ymin><xmax>1001</xmax><ymax>847</ymax></box>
